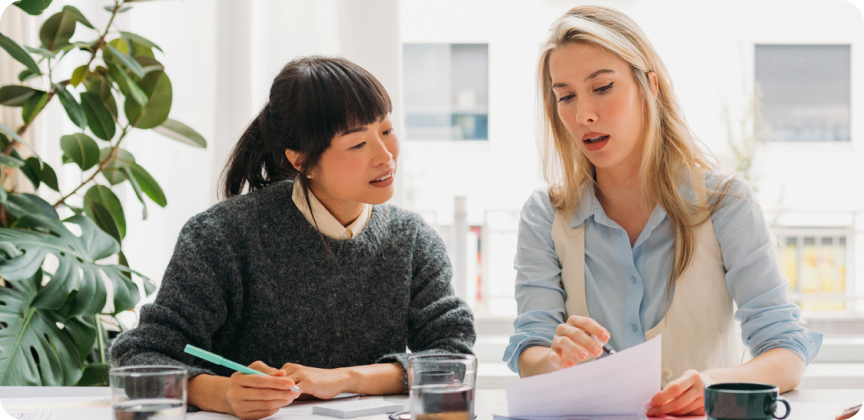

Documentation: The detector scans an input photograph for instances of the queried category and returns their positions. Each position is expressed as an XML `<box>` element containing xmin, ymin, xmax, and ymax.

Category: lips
<box><xmin>370</xmin><ymin>169</ymin><xmax>395</xmax><ymax>188</ymax></box>
<box><xmin>582</xmin><ymin>132</ymin><xmax>610</xmax><ymax>152</ymax></box>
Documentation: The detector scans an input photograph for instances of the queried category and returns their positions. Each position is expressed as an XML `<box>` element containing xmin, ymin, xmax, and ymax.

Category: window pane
<box><xmin>755</xmin><ymin>45</ymin><xmax>850</xmax><ymax>142</ymax></box>
<box><xmin>403</xmin><ymin>43</ymin><xmax>489</xmax><ymax>140</ymax></box>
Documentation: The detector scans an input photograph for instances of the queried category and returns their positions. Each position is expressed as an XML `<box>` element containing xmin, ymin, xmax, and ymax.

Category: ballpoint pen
<box><xmin>184</xmin><ymin>344</ymin><xmax>303</xmax><ymax>393</ymax></box>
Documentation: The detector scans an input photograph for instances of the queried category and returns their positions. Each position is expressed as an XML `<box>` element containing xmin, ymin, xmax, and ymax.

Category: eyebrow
<box><xmin>341</xmin><ymin>126</ymin><xmax>368</xmax><ymax>136</ymax></box>
<box><xmin>551</xmin><ymin>69</ymin><xmax>616</xmax><ymax>88</ymax></box>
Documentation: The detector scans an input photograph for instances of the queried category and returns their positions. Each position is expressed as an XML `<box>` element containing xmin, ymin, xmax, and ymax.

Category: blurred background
<box><xmin>1</xmin><ymin>0</ymin><xmax>862</xmax><ymax>389</ymax></box>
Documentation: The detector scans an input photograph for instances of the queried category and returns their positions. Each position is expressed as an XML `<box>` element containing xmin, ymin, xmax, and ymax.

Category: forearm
<box><xmin>703</xmin><ymin>348</ymin><xmax>805</xmax><ymax>393</ymax></box>
<box><xmin>517</xmin><ymin>346</ymin><xmax>557</xmax><ymax>377</ymax></box>
<box><xmin>189</xmin><ymin>374</ymin><xmax>231</xmax><ymax>414</ymax></box>
<box><xmin>341</xmin><ymin>363</ymin><xmax>406</xmax><ymax>395</ymax></box>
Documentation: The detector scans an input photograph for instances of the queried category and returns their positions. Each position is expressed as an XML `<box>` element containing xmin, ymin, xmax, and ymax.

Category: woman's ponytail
<box><xmin>219</xmin><ymin>104</ymin><xmax>298</xmax><ymax>200</ymax></box>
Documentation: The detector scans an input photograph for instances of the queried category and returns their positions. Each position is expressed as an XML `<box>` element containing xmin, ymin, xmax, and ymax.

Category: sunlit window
<box><xmin>755</xmin><ymin>44</ymin><xmax>850</xmax><ymax>142</ymax></box>
<box><xmin>402</xmin><ymin>43</ymin><xmax>489</xmax><ymax>141</ymax></box>
<box><xmin>776</xmin><ymin>229</ymin><xmax>850</xmax><ymax>311</ymax></box>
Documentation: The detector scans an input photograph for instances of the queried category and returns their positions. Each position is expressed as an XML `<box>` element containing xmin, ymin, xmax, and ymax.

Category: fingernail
<box><xmin>579</xmin><ymin>350</ymin><xmax>589</xmax><ymax>359</ymax></box>
<box><xmin>593</xmin><ymin>346</ymin><xmax>602</xmax><ymax>356</ymax></box>
<box><xmin>600</xmin><ymin>332</ymin><xmax>610</xmax><ymax>341</ymax></box>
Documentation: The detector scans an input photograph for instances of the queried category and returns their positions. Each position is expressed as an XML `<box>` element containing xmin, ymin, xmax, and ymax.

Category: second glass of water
<box><xmin>109</xmin><ymin>366</ymin><xmax>187</xmax><ymax>420</ymax></box>
<box><xmin>408</xmin><ymin>353</ymin><xmax>477</xmax><ymax>420</ymax></box>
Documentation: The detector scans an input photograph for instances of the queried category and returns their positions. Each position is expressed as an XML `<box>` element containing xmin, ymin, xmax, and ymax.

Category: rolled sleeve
<box><xmin>709</xmin><ymin>172</ymin><xmax>823</xmax><ymax>365</ymax></box>
<box><xmin>504</xmin><ymin>189</ymin><xmax>567</xmax><ymax>374</ymax></box>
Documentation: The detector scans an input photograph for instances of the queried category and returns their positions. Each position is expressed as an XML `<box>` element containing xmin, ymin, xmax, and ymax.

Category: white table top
<box><xmin>1</xmin><ymin>387</ymin><xmax>862</xmax><ymax>419</ymax></box>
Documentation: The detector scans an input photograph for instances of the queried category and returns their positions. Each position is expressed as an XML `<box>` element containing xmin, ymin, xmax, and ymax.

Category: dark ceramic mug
<box><xmin>704</xmin><ymin>383</ymin><xmax>790</xmax><ymax>420</ymax></box>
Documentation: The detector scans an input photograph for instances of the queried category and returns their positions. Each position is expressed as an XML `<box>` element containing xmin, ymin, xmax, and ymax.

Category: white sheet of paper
<box><xmin>1</xmin><ymin>396</ymin><xmax>111</xmax><ymax>410</ymax></box>
<box><xmin>1</xmin><ymin>406</ymin><xmax>111</xmax><ymax>420</ymax></box>
<box><xmin>505</xmin><ymin>334</ymin><xmax>661</xmax><ymax>418</ymax></box>
<box><xmin>187</xmin><ymin>395</ymin><xmax>397</xmax><ymax>420</ymax></box>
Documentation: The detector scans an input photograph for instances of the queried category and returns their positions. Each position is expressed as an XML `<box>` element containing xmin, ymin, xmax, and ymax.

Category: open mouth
<box><xmin>584</xmin><ymin>135</ymin><xmax>609</xmax><ymax>144</ymax></box>
<box><xmin>373</xmin><ymin>173</ymin><xmax>392</xmax><ymax>182</ymax></box>
<box><xmin>370</xmin><ymin>171</ymin><xmax>395</xmax><ymax>187</ymax></box>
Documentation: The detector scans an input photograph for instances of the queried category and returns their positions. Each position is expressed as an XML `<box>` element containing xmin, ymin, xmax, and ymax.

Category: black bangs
<box><xmin>300</xmin><ymin>58</ymin><xmax>392</xmax><ymax>140</ymax></box>
<box><xmin>220</xmin><ymin>56</ymin><xmax>392</xmax><ymax>199</ymax></box>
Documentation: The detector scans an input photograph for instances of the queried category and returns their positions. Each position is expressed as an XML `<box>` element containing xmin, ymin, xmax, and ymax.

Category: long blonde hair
<box><xmin>538</xmin><ymin>6</ymin><xmax>733</xmax><ymax>292</ymax></box>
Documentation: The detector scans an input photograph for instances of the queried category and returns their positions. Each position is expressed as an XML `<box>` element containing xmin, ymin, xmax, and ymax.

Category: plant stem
<box><xmin>54</xmin><ymin>124</ymin><xmax>132</xmax><ymax>207</ymax></box>
<box><xmin>5</xmin><ymin>0</ymin><xmax>125</xmax><ymax>150</ymax></box>
<box><xmin>96</xmin><ymin>316</ymin><xmax>106</xmax><ymax>364</ymax></box>
<box><xmin>86</xmin><ymin>0</ymin><xmax>123</xmax><ymax>69</ymax></box>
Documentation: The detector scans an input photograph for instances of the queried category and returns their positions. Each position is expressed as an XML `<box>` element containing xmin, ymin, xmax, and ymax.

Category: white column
<box><xmin>336</xmin><ymin>0</ymin><xmax>404</xmax><ymax>207</ymax></box>
<box><xmin>453</xmin><ymin>196</ymin><xmax>468</xmax><ymax>300</ymax></box>
<box><xmin>212</xmin><ymin>0</ymin><xmax>255</xmax><ymax>203</ymax></box>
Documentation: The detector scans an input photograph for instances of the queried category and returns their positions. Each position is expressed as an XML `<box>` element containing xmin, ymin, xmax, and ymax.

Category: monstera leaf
<box><xmin>0</xmin><ymin>269</ymin><xmax>82</xmax><ymax>385</ymax></box>
<box><xmin>0</xmin><ymin>213</ymin><xmax>154</xmax><ymax>318</ymax></box>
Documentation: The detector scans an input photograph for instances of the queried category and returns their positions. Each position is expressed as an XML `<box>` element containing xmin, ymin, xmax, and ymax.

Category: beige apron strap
<box><xmin>551</xmin><ymin>211</ymin><xmax>589</xmax><ymax>318</ymax></box>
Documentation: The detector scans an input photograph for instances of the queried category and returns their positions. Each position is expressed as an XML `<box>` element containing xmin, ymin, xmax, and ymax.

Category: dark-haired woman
<box><xmin>110</xmin><ymin>56</ymin><xmax>476</xmax><ymax>420</ymax></box>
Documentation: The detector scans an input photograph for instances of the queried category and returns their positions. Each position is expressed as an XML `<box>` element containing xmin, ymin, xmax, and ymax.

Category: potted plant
<box><xmin>0</xmin><ymin>0</ymin><xmax>206</xmax><ymax>386</ymax></box>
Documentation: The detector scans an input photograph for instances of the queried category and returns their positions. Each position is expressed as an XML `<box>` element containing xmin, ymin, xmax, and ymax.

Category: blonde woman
<box><xmin>504</xmin><ymin>6</ymin><xmax>822</xmax><ymax>417</ymax></box>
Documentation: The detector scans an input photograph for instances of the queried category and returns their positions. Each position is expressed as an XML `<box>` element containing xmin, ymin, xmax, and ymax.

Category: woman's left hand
<box><xmin>646</xmin><ymin>369</ymin><xmax>714</xmax><ymax>417</ymax></box>
<box><xmin>280</xmin><ymin>363</ymin><xmax>351</xmax><ymax>400</ymax></box>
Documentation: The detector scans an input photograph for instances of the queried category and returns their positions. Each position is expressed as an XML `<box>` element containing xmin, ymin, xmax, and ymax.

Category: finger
<box><xmin>548</xmin><ymin>349</ymin><xmax>575</xmax><ymax>369</ymax></box>
<box><xmin>667</xmin><ymin>396</ymin><xmax>704</xmax><ymax>416</ymax></box>
<box><xmin>552</xmin><ymin>334</ymin><xmax>592</xmax><ymax>363</ymax></box>
<box><xmin>239</xmin><ymin>408</ymin><xmax>281</xmax><ymax>420</ymax></box>
<box><xmin>234</xmin><ymin>387</ymin><xmax>295</xmax><ymax>402</ymax></box>
<box><xmin>232</xmin><ymin>372</ymin><xmax>297</xmax><ymax>390</ymax></box>
<box><xmin>248</xmin><ymin>360</ymin><xmax>279</xmax><ymax>375</ymax></box>
<box><xmin>566</xmin><ymin>316</ymin><xmax>611</xmax><ymax>342</ymax></box>
<box><xmin>556</xmin><ymin>323</ymin><xmax>603</xmax><ymax>357</ymax></box>
<box><xmin>648</xmin><ymin>386</ymin><xmax>701</xmax><ymax>417</ymax></box>
<box><xmin>650</xmin><ymin>374</ymin><xmax>695</xmax><ymax>407</ymax></box>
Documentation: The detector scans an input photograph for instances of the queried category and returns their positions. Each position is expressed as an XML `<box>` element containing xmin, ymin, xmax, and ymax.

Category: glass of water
<box><xmin>408</xmin><ymin>354</ymin><xmax>477</xmax><ymax>420</ymax></box>
<box><xmin>109</xmin><ymin>366</ymin><xmax>187</xmax><ymax>420</ymax></box>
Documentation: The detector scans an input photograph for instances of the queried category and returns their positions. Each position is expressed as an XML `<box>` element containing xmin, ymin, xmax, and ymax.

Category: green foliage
<box><xmin>124</xmin><ymin>71</ymin><xmax>172</xmax><ymax>129</ymax></box>
<box><xmin>0</xmin><ymin>33</ymin><xmax>42</xmax><ymax>76</ymax></box>
<box><xmin>0</xmin><ymin>1</ymin><xmax>206</xmax><ymax>386</ymax></box>
<box><xmin>39</xmin><ymin>10</ymin><xmax>77</xmax><ymax>51</ymax></box>
<box><xmin>0</xmin><ymin>85</ymin><xmax>39</xmax><ymax>107</ymax></box>
<box><xmin>14</xmin><ymin>0</ymin><xmax>53</xmax><ymax>16</ymax></box>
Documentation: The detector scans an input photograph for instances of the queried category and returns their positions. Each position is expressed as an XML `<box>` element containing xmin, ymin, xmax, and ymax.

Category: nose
<box><xmin>371</xmin><ymin>134</ymin><xmax>394</xmax><ymax>166</ymax></box>
<box><xmin>574</xmin><ymin>98</ymin><xmax>597</xmax><ymax>126</ymax></box>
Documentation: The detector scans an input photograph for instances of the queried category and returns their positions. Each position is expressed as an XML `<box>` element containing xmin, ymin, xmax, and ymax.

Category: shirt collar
<box><xmin>291</xmin><ymin>179</ymin><xmax>372</xmax><ymax>240</ymax></box>
<box><xmin>567</xmin><ymin>181</ymin><xmax>669</xmax><ymax>247</ymax></box>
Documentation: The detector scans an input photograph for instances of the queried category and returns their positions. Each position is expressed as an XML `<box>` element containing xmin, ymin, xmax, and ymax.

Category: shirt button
<box><xmin>662</xmin><ymin>369</ymin><xmax>672</xmax><ymax>379</ymax></box>
<box><xmin>631</xmin><ymin>324</ymin><xmax>638</xmax><ymax>333</ymax></box>
<box><xmin>630</xmin><ymin>276</ymin><xmax>637</xmax><ymax>284</ymax></box>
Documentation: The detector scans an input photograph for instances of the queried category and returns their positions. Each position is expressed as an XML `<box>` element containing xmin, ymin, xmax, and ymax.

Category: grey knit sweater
<box><xmin>109</xmin><ymin>179</ymin><xmax>476</xmax><ymax>391</ymax></box>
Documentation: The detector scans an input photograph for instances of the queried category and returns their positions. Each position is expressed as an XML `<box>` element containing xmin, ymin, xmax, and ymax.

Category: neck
<box><xmin>594</xmin><ymin>150</ymin><xmax>649</xmax><ymax>208</ymax></box>
<box><xmin>307</xmin><ymin>181</ymin><xmax>365</xmax><ymax>227</ymax></box>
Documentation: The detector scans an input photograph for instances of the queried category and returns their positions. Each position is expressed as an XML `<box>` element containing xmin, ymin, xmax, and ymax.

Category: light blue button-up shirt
<box><xmin>503</xmin><ymin>170</ymin><xmax>823</xmax><ymax>374</ymax></box>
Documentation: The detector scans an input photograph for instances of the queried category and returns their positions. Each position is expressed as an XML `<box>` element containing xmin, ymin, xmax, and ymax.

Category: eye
<box><xmin>351</xmin><ymin>142</ymin><xmax>366</xmax><ymax>150</ymax></box>
<box><xmin>594</xmin><ymin>82</ymin><xmax>614</xmax><ymax>93</ymax></box>
<box><xmin>557</xmin><ymin>94</ymin><xmax>575</xmax><ymax>103</ymax></box>
<box><xmin>383</xmin><ymin>128</ymin><xmax>394</xmax><ymax>135</ymax></box>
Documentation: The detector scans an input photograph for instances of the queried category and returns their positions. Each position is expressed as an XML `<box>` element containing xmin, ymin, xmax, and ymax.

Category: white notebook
<box><xmin>312</xmin><ymin>399</ymin><xmax>405</xmax><ymax>419</ymax></box>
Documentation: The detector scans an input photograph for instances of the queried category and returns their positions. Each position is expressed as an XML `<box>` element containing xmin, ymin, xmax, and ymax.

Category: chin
<box><xmin>364</xmin><ymin>188</ymin><xmax>395</xmax><ymax>205</ymax></box>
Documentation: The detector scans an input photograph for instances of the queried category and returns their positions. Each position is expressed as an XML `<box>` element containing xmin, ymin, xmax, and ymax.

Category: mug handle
<box><xmin>772</xmin><ymin>397</ymin><xmax>791</xmax><ymax>419</ymax></box>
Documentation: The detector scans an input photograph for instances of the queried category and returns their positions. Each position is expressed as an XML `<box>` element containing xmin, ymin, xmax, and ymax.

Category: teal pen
<box><xmin>184</xmin><ymin>344</ymin><xmax>303</xmax><ymax>393</ymax></box>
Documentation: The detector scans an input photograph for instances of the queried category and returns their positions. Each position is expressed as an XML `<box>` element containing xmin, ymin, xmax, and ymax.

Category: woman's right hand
<box><xmin>224</xmin><ymin>361</ymin><xmax>302</xmax><ymax>420</ymax></box>
<box><xmin>549</xmin><ymin>315</ymin><xmax>611</xmax><ymax>370</ymax></box>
